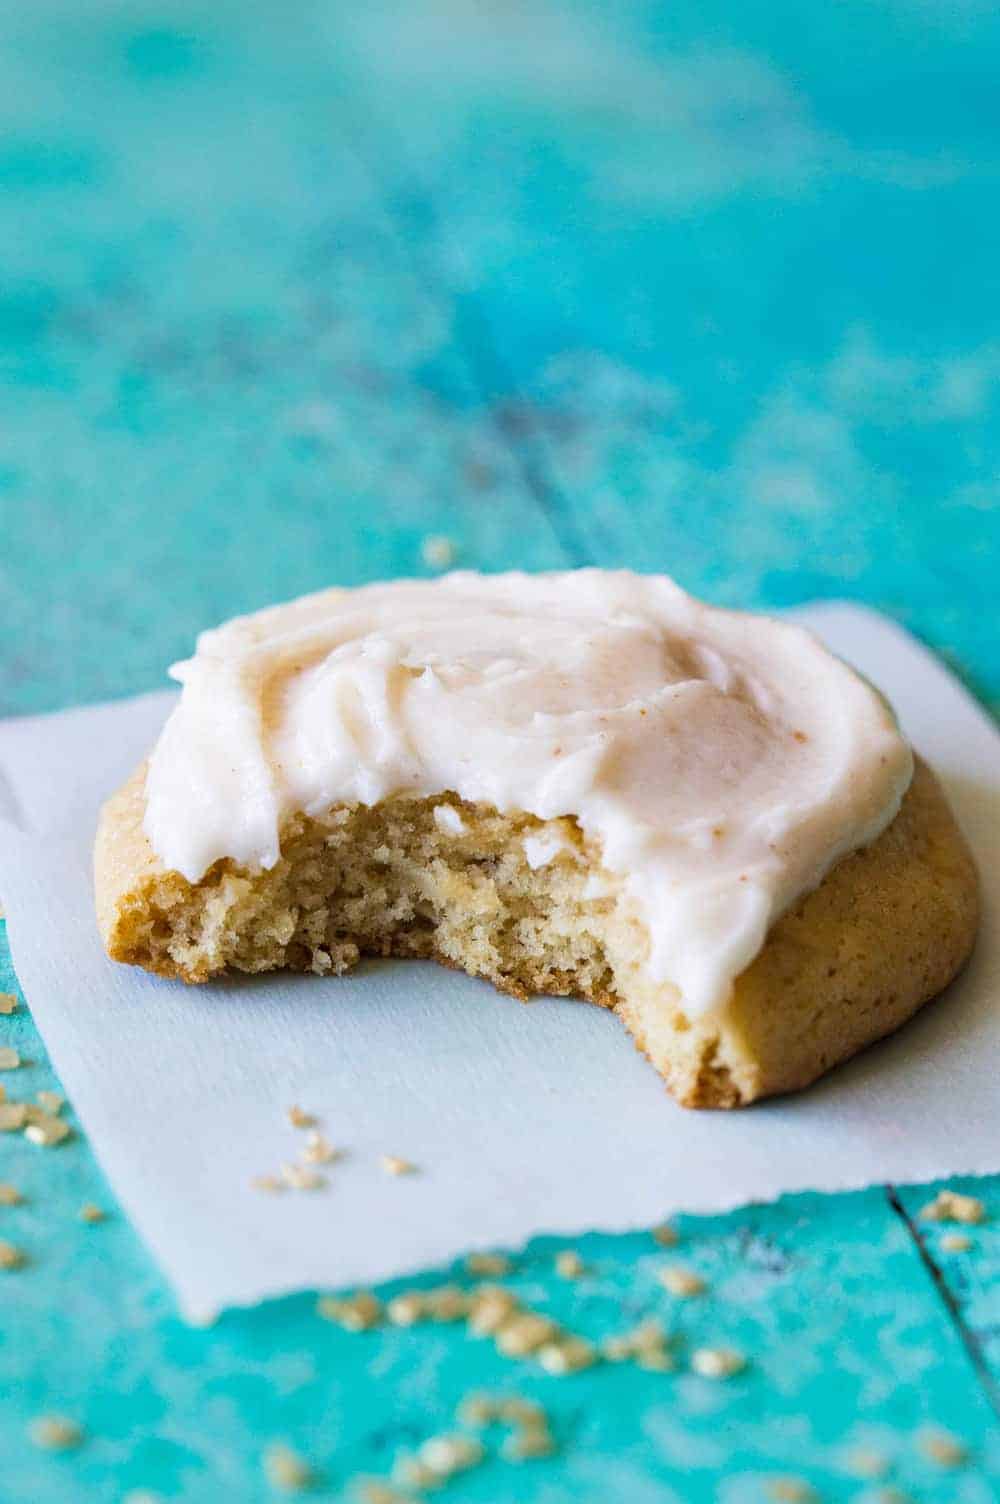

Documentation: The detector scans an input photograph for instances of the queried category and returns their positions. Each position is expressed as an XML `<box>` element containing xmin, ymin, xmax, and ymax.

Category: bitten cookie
<box><xmin>94</xmin><ymin>572</ymin><xmax>979</xmax><ymax>1107</ymax></box>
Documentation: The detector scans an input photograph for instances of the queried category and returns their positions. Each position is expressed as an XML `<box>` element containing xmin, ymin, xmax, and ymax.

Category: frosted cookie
<box><xmin>94</xmin><ymin>571</ymin><xmax>978</xmax><ymax>1107</ymax></box>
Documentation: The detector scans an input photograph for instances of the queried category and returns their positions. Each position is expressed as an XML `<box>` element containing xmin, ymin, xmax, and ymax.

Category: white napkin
<box><xmin>0</xmin><ymin>604</ymin><xmax>996</xmax><ymax>1319</ymax></box>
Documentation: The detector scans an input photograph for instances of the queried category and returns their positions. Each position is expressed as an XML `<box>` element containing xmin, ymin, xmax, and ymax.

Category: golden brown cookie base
<box><xmin>94</xmin><ymin>758</ymin><xmax>978</xmax><ymax>1108</ymax></box>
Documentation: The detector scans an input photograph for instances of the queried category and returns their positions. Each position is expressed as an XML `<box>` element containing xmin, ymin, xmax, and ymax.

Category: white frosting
<box><xmin>144</xmin><ymin>571</ymin><xmax>913</xmax><ymax>1017</ymax></box>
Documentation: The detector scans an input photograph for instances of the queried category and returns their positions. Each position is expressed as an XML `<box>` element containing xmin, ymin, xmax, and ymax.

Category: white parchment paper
<box><xmin>0</xmin><ymin>605</ymin><xmax>996</xmax><ymax>1318</ymax></box>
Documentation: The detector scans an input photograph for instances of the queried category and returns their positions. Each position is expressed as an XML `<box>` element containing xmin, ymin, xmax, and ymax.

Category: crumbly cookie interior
<box><xmin>97</xmin><ymin>760</ymin><xmax>979</xmax><ymax>1108</ymax></box>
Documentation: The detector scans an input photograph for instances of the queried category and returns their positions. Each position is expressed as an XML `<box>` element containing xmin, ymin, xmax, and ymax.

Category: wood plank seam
<box><xmin>887</xmin><ymin>1185</ymin><xmax>1000</xmax><ymax>1421</ymax></box>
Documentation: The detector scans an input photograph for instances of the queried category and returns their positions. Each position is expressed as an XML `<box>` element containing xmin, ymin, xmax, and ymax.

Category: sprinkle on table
<box><xmin>287</xmin><ymin>1105</ymin><xmax>316</xmax><ymax>1129</ymax></box>
<box><xmin>940</xmin><ymin>1231</ymin><xmax>972</xmax><ymax>1252</ymax></box>
<box><xmin>317</xmin><ymin>1291</ymin><xmax>383</xmax><ymax>1330</ymax></box>
<box><xmin>37</xmin><ymin>1090</ymin><xmax>65</xmax><ymax>1114</ymax></box>
<box><xmin>79</xmin><ymin>1203</ymin><xmax>106</xmax><ymax>1224</ymax></box>
<box><xmin>919</xmin><ymin>1189</ymin><xmax>986</xmax><ymax>1225</ymax></box>
<box><xmin>263</xmin><ymin>1441</ymin><xmax>313</xmax><ymax>1492</ymax></box>
<box><xmin>28</xmin><ymin>1415</ymin><xmax>83</xmax><ymax>1451</ymax></box>
<box><xmin>0</xmin><ymin>1103</ymin><xmax>27</xmax><ymax>1131</ymax></box>
<box><xmin>537</xmin><ymin>1335</ymin><xmax>598</xmax><ymax>1374</ymax></box>
<box><xmin>0</xmin><ymin>992</ymin><xmax>18</xmax><ymax>1014</ymax></box>
<box><xmin>0</xmin><ymin>1182</ymin><xmax>22</xmax><ymax>1205</ymax></box>
<box><xmin>0</xmin><ymin>1046</ymin><xmax>21</xmax><ymax>1070</ymax></box>
<box><xmin>252</xmin><ymin>1174</ymin><xmax>286</xmax><ymax>1194</ymax></box>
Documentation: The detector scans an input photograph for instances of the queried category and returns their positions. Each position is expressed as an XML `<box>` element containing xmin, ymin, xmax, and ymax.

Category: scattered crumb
<box><xmin>252</xmin><ymin>1174</ymin><xmax>286</xmax><ymax>1194</ymax></box>
<box><xmin>920</xmin><ymin>1189</ymin><xmax>986</xmax><ymax>1225</ymax></box>
<box><xmin>499</xmin><ymin>1397</ymin><xmax>548</xmax><ymax>1425</ymax></box>
<box><xmin>844</xmin><ymin>1445</ymin><xmax>890</xmax><ymax>1479</ymax></box>
<box><xmin>425</xmin><ymin>1284</ymin><xmax>471</xmax><ymax>1322</ymax></box>
<box><xmin>602</xmin><ymin>1319</ymin><xmax>671</xmax><ymax>1368</ymax></box>
<box><xmin>263</xmin><ymin>1441</ymin><xmax>312</xmax><ymax>1492</ymax></box>
<box><xmin>502</xmin><ymin>1424</ymin><xmax>556</xmax><ymax>1461</ymax></box>
<box><xmin>418</xmin><ymin>1432</ymin><xmax>484</xmax><ymax>1477</ymax></box>
<box><xmin>691</xmin><ymin>1346</ymin><xmax>746</xmax><ymax>1379</ymax></box>
<box><xmin>302</xmin><ymin>1130</ymin><xmax>338</xmax><ymax>1165</ymax></box>
<box><xmin>421</xmin><ymin>534</ymin><xmax>457</xmax><ymax>570</ymax></box>
<box><xmin>280</xmin><ymin>1163</ymin><xmax>325</xmax><ymax>1191</ymax></box>
<box><xmin>555</xmin><ymin>1249</ymin><xmax>587</xmax><ymax>1279</ymax></box>
<box><xmin>317</xmin><ymin>1291</ymin><xmax>383</xmax><ymax>1330</ymax></box>
<box><xmin>386</xmin><ymin>1291</ymin><xmax>425</xmax><ymax>1326</ymax></box>
<box><xmin>495</xmin><ymin>1311</ymin><xmax>559</xmax><ymax>1356</ymax></box>
<box><xmin>767</xmin><ymin>1479</ymin><xmax>818</xmax><ymax>1502</ymax></box>
<box><xmin>467</xmin><ymin>1284</ymin><xmax>518</xmax><ymax>1335</ymax></box>
<box><xmin>28</xmin><ymin>1415</ymin><xmax>83</xmax><ymax>1451</ymax></box>
<box><xmin>456</xmin><ymin>1392</ymin><xmax>497</xmax><ymax>1427</ymax></box>
<box><xmin>658</xmin><ymin>1265</ymin><xmax>706</xmax><ymax>1297</ymax></box>
<box><xmin>79</xmin><ymin>1203</ymin><xmax>105</xmax><ymax>1224</ymax></box>
<box><xmin>537</xmin><ymin>1335</ymin><xmax>598</xmax><ymax>1374</ymax></box>
<box><xmin>354</xmin><ymin>1482</ymin><xmax>407</xmax><ymax>1504</ymax></box>
<box><xmin>0</xmin><ymin>1182</ymin><xmax>22</xmax><ymax>1206</ymax></box>
<box><xmin>0</xmin><ymin>1103</ymin><xmax>27</xmax><ymax>1132</ymax></box>
<box><xmin>918</xmin><ymin>1428</ymin><xmax>967</xmax><ymax>1466</ymax></box>
<box><xmin>0</xmin><ymin>992</ymin><xmax>18</xmax><ymax>1014</ymax></box>
<box><xmin>287</xmin><ymin>1105</ymin><xmax>315</xmax><ymax>1129</ymax></box>
<box><xmin>391</xmin><ymin>1455</ymin><xmax>439</xmax><ymax>1491</ymax></box>
<box><xmin>0</xmin><ymin>1046</ymin><xmax>21</xmax><ymax>1070</ymax></box>
<box><xmin>37</xmin><ymin>1090</ymin><xmax>64</xmax><ymax>1115</ymax></box>
<box><xmin>940</xmin><ymin>1231</ymin><xmax>972</xmax><ymax>1252</ymax></box>
<box><xmin>380</xmin><ymin>1154</ymin><xmax>416</xmax><ymax>1176</ymax></box>
<box><xmin>465</xmin><ymin>1250</ymin><xmax>512</xmax><ymax>1277</ymax></box>
<box><xmin>651</xmin><ymin>1222</ymin><xmax>678</xmax><ymax>1247</ymax></box>
<box><xmin>0</xmin><ymin>1238</ymin><xmax>25</xmax><ymax>1269</ymax></box>
<box><xmin>25</xmin><ymin>1116</ymin><xmax>71</xmax><ymax>1147</ymax></box>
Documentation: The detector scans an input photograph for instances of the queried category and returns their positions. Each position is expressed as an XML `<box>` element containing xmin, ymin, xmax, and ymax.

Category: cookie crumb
<box><xmin>380</xmin><ymin>1154</ymin><xmax>416</xmax><ymax>1176</ymax></box>
<box><xmin>280</xmin><ymin>1163</ymin><xmax>325</xmax><ymax>1191</ymax></box>
<box><xmin>287</xmin><ymin>1105</ymin><xmax>315</xmax><ymax>1129</ymax></box>
<box><xmin>79</xmin><ymin>1203</ymin><xmax>105</xmax><ymax>1224</ymax></box>
<box><xmin>767</xmin><ymin>1479</ymin><xmax>817</xmax><ymax>1502</ymax></box>
<box><xmin>386</xmin><ymin>1291</ymin><xmax>425</xmax><ymax>1326</ymax></box>
<box><xmin>555</xmin><ymin>1249</ymin><xmax>587</xmax><ymax>1279</ymax></box>
<box><xmin>920</xmin><ymin>1189</ymin><xmax>985</xmax><ymax>1225</ymax></box>
<box><xmin>538</xmin><ymin>1335</ymin><xmax>598</xmax><ymax>1374</ymax></box>
<box><xmin>658</xmin><ymin>1265</ymin><xmax>706</xmax><ymax>1297</ymax></box>
<box><xmin>252</xmin><ymin>1174</ymin><xmax>286</xmax><ymax>1194</ymax></box>
<box><xmin>317</xmin><ymin>1291</ymin><xmax>383</xmax><ymax>1330</ymax></box>
<box><xmin>0</xmin><ymin>1047</ymin><xmax>21</xmax><ymax>1070</ymax></box>
<box><xmin>940</xmin><ymin>1231</ymin><xmax>971</xmax><ymax>1252</ymax></box>
<box><xmin>25</xmin><ymin>1116</ymin><xmax>71</xmax><ymax>1147</ymax></box>
<box><xmin>651</xmin><ymin>1222</ymin><xmax>678</xmax><ymax>1246</ymax></box>
<box><xmin>0</xmin><ymin>1103</ymin><xmax>27</xmax><ymax>1131</ymax></box>
<box><xmin>37</xmin><ymin>1091</ymin><xmax>64</xmax><ymax>1114</ymax></box>
<box><xmin>465</xmin><ymin>1250</ymin><xmax>512</xmax><ymax>1277</ymax></box>
<box><xmin>418</xmin><ymin>1432</ymin><xmax>484</xmax><ymax>1477</ymax></box>
<box><xmin>691</xmin><ymin>1346</ymin><xmax>745</xmax><ymax>1379</ymax></box>
<box><xmin>421</xmin><ymin>535</ymin><xmax>456</xmax><ymax>571</ymax></box>
<box><xmin>0</xmin><ymin>1238</ymin><xmax>25</xmax><ymax>1269</ymax></box>
<box><xmin>263</xmin><ymin>1441</ymin><xmax>312</xmax><ymax>1491</ymax></box>
<box><xmin>0</xmin><ymin>992</ymin><xmax>18</xmax><ymax>1014</ymax></box>
<box><xmin>456</xmin><ymin>1392</ymin><xmax>497</xmax><ymax>1427</ymax></box>
<box><xmin>302</xmin><ymin>1130</ymin><xmax>338</xmax><ymax>1164</ymax></box>
<box><xmin>0</xmin><ymin>1182</ymin><xmax>22</xmax><ymax>1206</ymax></box>
<box><xmin>29</xmin><ymin>1415</ymin><xmax>83</xmax><ymax>1451</ymax></box>
<box><xmin>918</xmin><ymin>1427</ymin><xmax>967</xmax><ymax>1466</ymax></box>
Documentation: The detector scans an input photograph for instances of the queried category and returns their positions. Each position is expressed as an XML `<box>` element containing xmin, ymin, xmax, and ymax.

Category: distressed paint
<box><xmin>0</xmin><ymin>2</ymin><xmax>998</xmax><ymax>1499</ymax></box>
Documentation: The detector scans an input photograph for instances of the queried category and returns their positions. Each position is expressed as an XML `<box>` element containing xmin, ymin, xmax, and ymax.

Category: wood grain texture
<box><xmin>0</xmin><ymin>2</ymin><xmax>997</xmax><ymax>1500</ymax></box>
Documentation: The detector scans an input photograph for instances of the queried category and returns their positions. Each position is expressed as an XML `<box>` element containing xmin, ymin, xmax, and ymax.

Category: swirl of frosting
<box><xmin>144</xmin><ymin>570</ymin><xmax>912</xmax><ymax>1016</ymax></box>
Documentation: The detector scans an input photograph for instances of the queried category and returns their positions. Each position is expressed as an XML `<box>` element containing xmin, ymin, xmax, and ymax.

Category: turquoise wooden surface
<box><xmin>1</xmin><ymin>2</ymin><xmax>998</xmax><ymax>1499</ymax></box>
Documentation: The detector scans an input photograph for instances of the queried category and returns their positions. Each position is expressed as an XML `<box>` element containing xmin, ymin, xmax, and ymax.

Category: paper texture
<box><xmin>0</xmin><ymin>605</ymin><xmax>996</xmax><ymax>1317</ymax></box>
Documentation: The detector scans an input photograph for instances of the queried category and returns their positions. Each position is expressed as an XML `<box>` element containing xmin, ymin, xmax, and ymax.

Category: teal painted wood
<box><xmin>1</xmin><ymin>2</ymin><xmax>998</xmax><ymax>1501</ymax></box>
